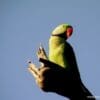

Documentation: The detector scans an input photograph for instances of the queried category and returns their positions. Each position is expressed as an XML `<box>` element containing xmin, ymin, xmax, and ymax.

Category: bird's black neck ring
<box><xmin>52</xmin><ymin>33</ymin><xmax>67</xmax><ymax>39</ymax></box>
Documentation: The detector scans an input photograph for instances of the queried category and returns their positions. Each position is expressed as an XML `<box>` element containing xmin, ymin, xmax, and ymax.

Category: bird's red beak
<box><xmin>66</xmin><ymin>27</ymin><xmax>73</xmax><ymax>38</ymax></box>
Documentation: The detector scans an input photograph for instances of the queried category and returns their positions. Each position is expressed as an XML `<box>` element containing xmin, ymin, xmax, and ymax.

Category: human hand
<box><xmin>28</xmin><ymin>58</ymin><xmax>95</xmax><ymax>100</ymax></box>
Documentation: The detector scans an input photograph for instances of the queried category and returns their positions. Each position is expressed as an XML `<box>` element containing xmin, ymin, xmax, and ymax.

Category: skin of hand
<box><xmin>28</xmin><ymin>58</ymin><xmax>95</xmax><ymax>100</ymax></box>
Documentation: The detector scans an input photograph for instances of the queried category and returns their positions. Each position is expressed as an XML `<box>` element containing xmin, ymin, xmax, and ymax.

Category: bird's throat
<box><xmin>49</xmin><ymin>36</ymin><xmax>66</xmax><ymax>48</ymax></box>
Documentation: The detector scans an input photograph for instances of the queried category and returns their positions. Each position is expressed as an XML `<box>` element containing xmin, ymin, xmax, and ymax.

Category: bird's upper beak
<box><xmin>66</xmin><ymin>27</ymin><xmax>73</xmax><ymax>38</ymax></box>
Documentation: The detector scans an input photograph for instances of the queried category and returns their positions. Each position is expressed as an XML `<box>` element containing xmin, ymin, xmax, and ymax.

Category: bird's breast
<box><xmin>49</xmin><ymin>37</ymin><xmax>66</xmax><ymax>67</ymax></box>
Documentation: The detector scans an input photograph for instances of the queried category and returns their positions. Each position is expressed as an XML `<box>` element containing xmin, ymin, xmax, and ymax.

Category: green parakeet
<box><xmin>49</xmin><ymin>24</ymin><xmax>74</xmax><ymax>69</ymax></box>
<box><xmin>49</xmin><ymin>23</ymin><xmax>81</xmax><ymax>78</ymax></box>
<box><xmin>48</xmin><ymin>24</ymin><xmax>93</xmax><ymax>97</ymax></box>
<box><xmin>49</xmin><ymin>24</ymin><xmax>80</xmax><ymax>77</ymax></box>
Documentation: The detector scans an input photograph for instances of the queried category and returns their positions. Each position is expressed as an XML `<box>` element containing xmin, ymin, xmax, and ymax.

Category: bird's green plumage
<box><xmin>49</xmin><ymin>36</ymin><xmax>70</xmax><ymax>68</ymax></box>
<box><xmin>49</xmin><ymin>24</ymin><xmax>71</xmax><ymax>69</ymax></box>
<box><xmin>49</xmin><ymin>23</ymin><xmax>82</xmax><ymax>79</ymax></box>
<box><xmin>52</xmin><ymin>24</ymin><xmax>70</xmax><ymax>35</ymax></box>
<box><xmin>49</xmin><ymin>23</ymin><xmax>81</xmax><ymax>83</ymax></box>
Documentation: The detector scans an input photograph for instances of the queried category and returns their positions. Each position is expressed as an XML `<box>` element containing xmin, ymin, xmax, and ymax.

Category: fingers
<box><xmin>37</xmin><ymin>44</ymin><xmax>48</xmax><ymax>67</ymax></box>
<box><xmin>28</xmin><ymin>62</ymin><xmax>51</xmax><ymax>91</ymax></box>
<box><xmin>28</xmin><ymin>61</ymin><xmax>40</xmax><ymax>79</ymax></box>
<box><xmin>27</xmin><ymin>61</ymin><xmax>49</xmax><ymax>82</ymax></box>
<box><xmin>37</xmin><ymin>44</ymin><xmax>48</xmax><ymax>60</ymax></box>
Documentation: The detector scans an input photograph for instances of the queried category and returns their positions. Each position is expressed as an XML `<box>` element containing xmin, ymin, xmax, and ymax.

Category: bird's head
<box><xmin>52</xmin><ymin>24</ymin><xmax>73</xmax><ymax>39</ymax></box>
